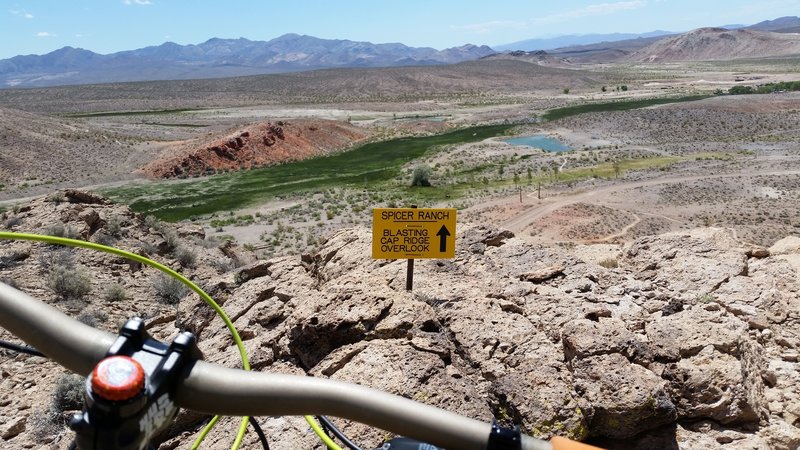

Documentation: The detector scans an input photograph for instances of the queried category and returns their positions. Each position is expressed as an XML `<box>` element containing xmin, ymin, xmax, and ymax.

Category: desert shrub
<box><xmin>47</xmin><ymin>263</ymin><xmax>92</xmax><ymax>301</ymax></box>
<box><xmin>598</xmin><ymin>258</ymin><xmax>619</xmax><ymax>269</ymax></box>
<box><xmin>45</xmin><ymin>192</ymin><xmax>67</xmax><ymax>204</ymax></box>
<box><xmin>136</xmin><ymin>240</ymin><xmax>158</xmax><ymax>256</ymax></box>
<box><xmin>162</xmin><ymin>228</ymin><xmax>180</xmax><ymax>250</ymax></box>
<box><xmin>3</xmin><ymin>215</ymin><xmax>22</xmax><ymax>229</ymax></box>
<box><xmin>728</xmin><ymin>85</ymin><xmax>754</xmax><ymax>95</ymax></box>
<box><xmin>44</xmin><ymin>223</ymin><xmax>79</xmax><ymax>239</ymax></box>
<box><xmin>411</xmin><ymin>165</ymin><xmax>432</xmax><ymax>187</ymax></box>
<box><xmin>198</xmin><ymin>236</ymin><xmax>222</xmax><ymax>249</ymax></box>
<box><xmin>77</xmin><ymin>310</ymin><xmax>109</xmax><ymax>327</ymax></box>
<box><xmin>106</xmin><ymin>215</ymin><xmax>124</xmax><ymax>237</ymax></box>
<box><xmin>104</xmin><ymin>283</ymin><xmax>127</xmax><ymax>302</ymax></box>
<box><xmin>50</xmin><ymin>373</ymin><xmax>85</xmax><ymax>415</ymax></box>
<box><xmin>144</xmin><ymin>215</ymin><xmax>161</xmax><ymax>230</ymax></box>
<box><xmin>39</xmin><ymin>371</ymin><xmax>86</xmax><ymax>436</ymax></box>
<box><xmin>38</xmin><ymin>248</ymin><xmax>75</xmax><ymax>272</ymax></box>
<box><xmin>209</xmin><ymin>257</ymin><xmax>236</xmax><ymax>274</ymax></box>
<box><xmin>92</xmin><ymin>231</ymin><xmax>116</xmax><ymax>246</ymax></box>
<box><xmin>152</xmin><ymin>273</ymin><xmax>189</xmax><ymax>305</ymax></box>
<box><xmin>174</xmin><ymin>245</ymin><xmax>197</xmax><ymax>267</ymax></box>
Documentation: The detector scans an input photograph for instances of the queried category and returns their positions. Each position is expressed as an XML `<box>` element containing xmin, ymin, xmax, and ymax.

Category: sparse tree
<box><xmin>411</xmin><ymin>165</ymin><xmax>432</xmax><ymax>187</ymax></box>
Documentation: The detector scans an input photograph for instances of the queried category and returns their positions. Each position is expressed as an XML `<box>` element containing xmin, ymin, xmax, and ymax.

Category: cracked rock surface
<box><xmin>1</xmin><ymin>195</ymin><xmax>799</xmax><ymax>449</ymax></box>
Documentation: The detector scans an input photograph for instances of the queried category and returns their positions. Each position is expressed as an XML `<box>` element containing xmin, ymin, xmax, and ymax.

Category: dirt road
<box><xmin>494</xmin><ymin>168</ymin><xmax>800</xmax><ymax>235</ymax></box>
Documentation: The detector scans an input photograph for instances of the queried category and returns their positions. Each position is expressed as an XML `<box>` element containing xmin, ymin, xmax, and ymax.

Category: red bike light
<box><xmin>90</xmin><ymin>355</ymin><xmax>146</xmax><ymax>401</ymax></box>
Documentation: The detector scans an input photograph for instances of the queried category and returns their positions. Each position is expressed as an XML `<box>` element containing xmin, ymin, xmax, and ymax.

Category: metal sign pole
<box><xmin>406</xmin><ymin>258</ymin><xmax>414</xmax><ymax>291</ymax></box>
<box><xmin>406</xmin><ymin>205</ymin><xmax>417</xmax><ymax>291</ymax></box>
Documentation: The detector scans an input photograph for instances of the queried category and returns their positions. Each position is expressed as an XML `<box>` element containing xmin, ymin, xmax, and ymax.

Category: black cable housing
<box><xmin>317</xmin><ymin>415</ymin><xmax>364</xmax><ymax>450</ymax></box>
<box><xmin>249</xmin><ymin>417</ymin><xmax>270</xmax><ymax>450</ymax></box>
<box><xmin>0</xmin><ymin>339</ymin><xmax>44</xmax><ymax>356</ymax></box>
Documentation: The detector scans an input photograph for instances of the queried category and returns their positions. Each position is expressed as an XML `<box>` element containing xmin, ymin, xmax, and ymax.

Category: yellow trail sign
<box><xmin>372</xmin><ymin>208</ymin><xmax>457</xmax><ymax>259</ymax></box>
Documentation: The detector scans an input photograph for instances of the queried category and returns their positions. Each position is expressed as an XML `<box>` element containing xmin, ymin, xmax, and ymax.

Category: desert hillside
<box><xmin>629</xmin><ymin>28</ymin><xmax>800</xmax><ymax>62</ymax></box>
<box><xmin>0</xmin><ymin>60</ymin><xmax>604</xmax><ymax>115</ymax></box>
<box><xmin>0</xmin><ymin>107</ymin><xmax>157</xmax><ymax>191</ymax></box>
<box><xmin>1</xmin><ymin>193</ymin><xmax>799</xmax><ymax>449</ymax></box>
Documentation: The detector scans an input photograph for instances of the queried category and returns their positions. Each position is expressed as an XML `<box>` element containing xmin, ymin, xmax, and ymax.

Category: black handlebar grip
<box><xmin>376</xmin><ymin>437</ymin><xmax>444</xmax><ymax>450</ymax></box>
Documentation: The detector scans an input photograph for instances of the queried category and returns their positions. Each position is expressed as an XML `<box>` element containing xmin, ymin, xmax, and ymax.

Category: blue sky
<box><xmin>3</xmin><ymin>0</ymin><xmax>799</xmax><ymax>59</ymax></box>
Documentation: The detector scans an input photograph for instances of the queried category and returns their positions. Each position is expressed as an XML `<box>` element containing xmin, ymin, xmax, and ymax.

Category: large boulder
<box><xmin>662</xmin><ymin>346</ymin><xmax>760</xmax><ymax>424</ymax></box>
<box><xmin>645</xmin><ymin>306</ymin><xmax>746</xmax><ymax>361</ymax></box>
<box><xmin>571</xmin><ymin>353</ymin><xmax>676</xmax><ymax>439</ymax></box>
<box><xmin>622</xmin><ymin>228</ymin><xmax>748</xmax><ymax>296</ymax></box>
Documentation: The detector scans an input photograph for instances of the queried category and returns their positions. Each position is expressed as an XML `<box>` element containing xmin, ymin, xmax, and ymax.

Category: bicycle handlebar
<box><xmin>0</xmin><ymin>281</ymin><xmax>582</xmax><ymax>450</ymax></box>
<box><xmin>0</xmin><ymin>281</ymin><xmax>114</xmax><ymax>373</ymax></box>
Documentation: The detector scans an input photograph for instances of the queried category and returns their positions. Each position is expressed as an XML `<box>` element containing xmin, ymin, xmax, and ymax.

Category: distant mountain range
<box><xmin>545</xmin><ymin>16</ymin><xmax>800</xmax><ymax>62</ymax></box>
<box><xmin>2</xmin><ymin>16</ymin><xmax>799</xmax><ymax>89</ymax></box>
<box><xmin>493</xmin><ymin>31</ymin><xmax>674</xmax><ymax>52</ymax></box>
<box><xmin>496</xmin><ymin>16</ymin><xmax>800</xmax><ymax>54</ymax></box>
<box><xmin>0</xmin><ymin>34</ymin><xmax>494</xmax><ymax>88</ymax></box>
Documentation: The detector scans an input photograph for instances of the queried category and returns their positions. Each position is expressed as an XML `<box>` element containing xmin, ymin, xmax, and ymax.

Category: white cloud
<box><xmin>10</xmin><ymin>9</ymin><xmax>34</xmax><ymax>19</ymax></box>
<box><xmin>123</xmin><ymin>0</ymin><xmax>152</xmax><ymax>5</ymax></box>
<box><xmin>533</xmin><ymin>1</ymin><xmax>647</xmax><ymax>24</ymax></box>
<box><xmin>36</xmin><ymin>31</ymin><xmax>55</xmax><ymax>37</ymax></box>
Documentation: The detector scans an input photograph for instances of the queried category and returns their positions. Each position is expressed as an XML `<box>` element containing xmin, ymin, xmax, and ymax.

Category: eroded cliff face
<box><xmin>1</xmin><ymin>193</ymin><xmax>799</xmax><ymax>449</ymax></box>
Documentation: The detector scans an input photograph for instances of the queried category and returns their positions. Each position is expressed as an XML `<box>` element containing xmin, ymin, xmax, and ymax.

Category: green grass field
<box><xmin>100</xmin><ymin>124</ymin><xmax>515</xmax><ymax>221</ymax></box>
<box><xmin>542</xmin><ymin>95</ymin><xmax>712</xmax><ymax>122</ymax></box>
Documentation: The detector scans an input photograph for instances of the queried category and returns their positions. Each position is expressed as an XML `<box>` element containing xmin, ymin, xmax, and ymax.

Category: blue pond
<box><xmin>505</xmin><ymin>135</ymin><xmax>570</xmax><ymax>152</ymax></box>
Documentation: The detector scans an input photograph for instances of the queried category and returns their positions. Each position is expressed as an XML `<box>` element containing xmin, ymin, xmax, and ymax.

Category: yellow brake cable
<box><xmin>0</xmin><ymin>231</ymin><xmax>343</xmax><ymax>450</ymax></box>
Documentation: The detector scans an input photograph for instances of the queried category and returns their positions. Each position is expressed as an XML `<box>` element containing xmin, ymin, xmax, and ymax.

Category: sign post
<box><xmin>372</xmin><ymin>207</ymin><xmax>457</xmax><ymax>290</ymax></box>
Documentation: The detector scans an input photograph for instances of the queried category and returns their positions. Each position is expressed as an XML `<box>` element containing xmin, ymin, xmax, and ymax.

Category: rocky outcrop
<box><xmin>1</xmin><ymin>198</ymin><xmax>800</xmax><ymax>449</ymax></box>
<box><xmin>166</xmin><ymin>226</ymin><xmax>800</xmax><ymax>448</ymax></box>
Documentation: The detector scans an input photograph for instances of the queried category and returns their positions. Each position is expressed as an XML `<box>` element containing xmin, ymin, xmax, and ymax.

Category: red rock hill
<box><xmin>141</xmin><ymin>119</ymin><xmax>370</xmax><ymax>178</ymax></box>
